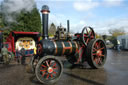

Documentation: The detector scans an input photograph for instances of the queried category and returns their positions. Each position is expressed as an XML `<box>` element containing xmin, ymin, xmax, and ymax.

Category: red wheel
<box><xmin>82</xmin><ymin>26</ymin><xmax>96</xmax><ymax>46</ymax></box>
<box><xmin>86</xmin><ymin>39</ymin><xmax>107</xmax><ymax>69</ymax></box>
<box><xmin>35</xmin><ymin>56</ymin><xmax>63</xmax><ymax>84</ymax></box>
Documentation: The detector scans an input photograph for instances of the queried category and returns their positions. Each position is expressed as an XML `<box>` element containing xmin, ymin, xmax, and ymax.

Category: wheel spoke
<box><xmin>42</xmin><ymin>72</ymin><xmax>46</xmax><ymax>77</ymax></box>
<box><xmin>93</xmin><ymin>48</ymin><xmax>97</xmax><ymax>52</ymax></box>
<box><xmin>95</xmin><ymin>43</ymin><xmax>98</xmax><ymax>49</ymax></box>
<box><xmin>97</xmin><ymin>42</ymin><xmax>100</xmax><ymax>49</ymax></box>
<box><xmin>46</xmin><ymin>61</ymin><xmax>50</xmax><ymax>67</ymax></box>
<box><xmin>52</xmin><ymin>63</ymin><xmax>56</xmax><ymax>68</ymax></box>
<box><xmin>99</xmin><ymin>47</ymin><xmax>104</xmax><ymax>50</ymax></box>
<box><xmin>84</xmin><ymin>34</ymin><xmax>88</xmax><ymax>37</ymax></box>
<box><xmin>41</xmin><ymin>64</ymin><xmax>46</xmax><ymax>68</ymax></box>
<box><xmin>100</xmin><ymin>54</ymin><xmax>105</xmax><ymax>57</ymax></box>
<box><xmin>53</xmin><ymin>67</ymin><xmax>58</xmax><ymax>70</ymax></box>
<box><xmin>86</xmin><ymin>28</ymin><xmax>89</xmax><ymax>35</ymax></box>
<box><xmin>40</xmin><ymin>70</ymin><xmax>47</xmax><ymax>72</ymax></box>
<box><xmin>89</xmin><ymin>31</ymin><xmax>92</xmax><ymax>36</ymax></box>
<box><xmin>53</xmin><ymin>71</ymin><xmax>56</xmax><ymax>74</ymax></box>
<box><xmin>86</xmin><ymin>38</ymin><xmax>90</xmax><ymax>44</ymax></box>
<box><xmin>51</xmin><ymin>74</ymin><xmax>53</xmax><ymax>78</ymax></box>
<box><xmin>49</xmin><ymin>60</ymin><xmax>52</xmax><ymax>66</ymax></box>
<box><xmin>98</xmin><ymin>41</ymin><xmax>102</xmax><ymax>49</ymax></box>
<box><xmin>46</xmin><ymin>74</ymin><xmax>50</xmax><ymax>79</ymax></box>
<box><xmin>93</xmin><ymin>48</ymin><xmax>99</xmax><ymax>52</ymax></box>
<box><xmin>91</xmin><ymin>36</ymin><xmax>94</xmax><ymax>38</ymax></box>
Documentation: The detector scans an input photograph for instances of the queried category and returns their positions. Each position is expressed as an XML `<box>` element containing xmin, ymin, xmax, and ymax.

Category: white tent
<box><xmin>117</xmin><ymin>35</ymin><xmax>128</xmax><ymax>50</ymax></box>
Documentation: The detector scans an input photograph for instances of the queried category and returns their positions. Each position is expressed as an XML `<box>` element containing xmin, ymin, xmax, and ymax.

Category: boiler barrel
<box><xmin>41</xmin><ymin>40</ymin><xmax>78</xmax><ymax>56</ymax></box>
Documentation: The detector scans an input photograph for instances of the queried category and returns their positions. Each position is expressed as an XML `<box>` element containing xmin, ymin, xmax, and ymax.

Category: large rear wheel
<box><xmin>35</xmin><ymin>56</ymin><xmax>63</xmax><ymax>84</ymax></box>
<box><xmin>86</xmin><ymin>39</ymin><xmax>107</xmax><ymax>69</ymax></box>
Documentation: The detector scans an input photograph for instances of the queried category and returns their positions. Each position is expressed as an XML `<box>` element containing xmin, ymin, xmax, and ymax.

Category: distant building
<box><xmin>117</xmin><ymin>34</ymin><xmax>128</xmax><ymax>50</ymax></box>
<box><xmin>48</xmin><ymin>23</ymin><xmax>56</xmax><ymax>36</ymax></box>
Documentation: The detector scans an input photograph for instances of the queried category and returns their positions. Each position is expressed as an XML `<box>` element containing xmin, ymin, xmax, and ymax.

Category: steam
<box><xmin>1</xmin><ymin>0</ymin><xmax>36</xmax><ymax>23</ymax></box>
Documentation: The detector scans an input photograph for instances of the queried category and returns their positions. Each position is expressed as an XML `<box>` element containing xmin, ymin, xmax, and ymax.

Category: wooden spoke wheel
<box><xmin>82</xmin><ymin>26</ymin><xmax>96</xmax><ymax>46</ymax></box>
<box><xmin>86</xmin><ymin>39</ymin><xmax>107</xmax><ymax>69</ymax></box>
<box><xmin>35</xmin><ymin>56</ymin><xmax>63</xmax><ymax>84</ymax></box>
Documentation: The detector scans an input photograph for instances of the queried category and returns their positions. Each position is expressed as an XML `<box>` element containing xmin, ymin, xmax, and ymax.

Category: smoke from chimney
<box><xmin>1</xmin><ymin>0</ymin><xmax>35</xmax><ymax>23</ymax></box>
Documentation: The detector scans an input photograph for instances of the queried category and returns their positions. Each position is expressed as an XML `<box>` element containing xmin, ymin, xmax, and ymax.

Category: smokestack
<box><xmin>41</xmin><ymin>5</ymin><xmax>50</xmax><ymax>40</ymax></box>
<box><xmin>67</xmin><ymin>20</ymin><xmax>70</xmax><ymax>35</ymax></box>
<box><xmin>67</xmin><ymin>20</ymin><xmax>70</xmax><ymax>40</ymax></box>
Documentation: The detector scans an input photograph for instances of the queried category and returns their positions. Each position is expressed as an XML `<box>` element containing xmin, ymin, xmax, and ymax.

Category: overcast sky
<box><xmin>1</xmin><ymin>0</ymin><xmax>128</xmax><ymax>34</ymax></box>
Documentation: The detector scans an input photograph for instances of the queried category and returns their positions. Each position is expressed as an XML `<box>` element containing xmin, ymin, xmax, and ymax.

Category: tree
<box><xmin>108</xmin><ymin>28</ymin><xmax>126</xmax><ymax>45</ymax></box>
<box><xmin>95</xmin><ymin>33</ymin><xmax>102</xmax><ymax>39</ymax></box>
<box><xmin>109</xmin><ymin>28</ymin><xmax>125</xmax><ymax>37</ymax></box>
<box><xmin>0</xmin><ymin>2</ymin><xmax>41</xmax><ymax>41</ymax></box>
<box><xmin>0</xmin><ymin>11</ymin><xmax>4</xmax><ymax>28</ymax></box>
<box><xmin>5</xmin><ymin>8</ymin><xmax>41</xmax><ymax>32</ymax></box>
<box><xmin>48</xmin><ymin>23</ymin><xmax>56</xmax><ymax>36</ymax></box>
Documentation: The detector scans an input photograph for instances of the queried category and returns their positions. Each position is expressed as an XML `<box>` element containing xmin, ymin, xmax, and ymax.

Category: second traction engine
<box><xmin>33</xmin><ymin>5</ymin><xmax>107</xmax><ymax>85</ymax></box>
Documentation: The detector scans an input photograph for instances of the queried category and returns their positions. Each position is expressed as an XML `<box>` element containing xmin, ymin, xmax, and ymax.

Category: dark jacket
<box><xmin>20</xmin><ymin>48</ymin><xmax>25</xmax><ymax>56</ymax></box>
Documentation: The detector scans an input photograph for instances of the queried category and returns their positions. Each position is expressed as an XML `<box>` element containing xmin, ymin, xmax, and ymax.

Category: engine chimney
<box><xmin>67</xmin><ymin>20</ymin><xmax>70</xmax><ymax>34</ymax></box>
<box><xmin>67</xmin><ymin>20</ymin><xmax>70</xmax><ymax>39</ymax></box>
<box><xmin>41</xmin><ymin>5</ymin><xmax>50</xmax><ymax>40</ymax></box>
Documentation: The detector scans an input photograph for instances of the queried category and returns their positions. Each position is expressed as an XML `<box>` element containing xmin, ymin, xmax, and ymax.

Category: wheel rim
<box><xmin>82</xmin><ymin>27</ymin><xmax>95</xmax><ymax>46</ymax></box>
<box><xmin>92</xmin><ymin>40</ymin><xmax>106</xmax><ymax>66</ymax></box>
<box><xmin>37</xmin><ymin>58</ymin><xmax>62</xmax><ymax>82</ymax></box>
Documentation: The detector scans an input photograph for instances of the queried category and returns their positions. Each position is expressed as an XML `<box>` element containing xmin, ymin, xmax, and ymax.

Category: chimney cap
<box><xmin>41</xmin><ymin>5</ymin><xmax>50</xmax><ymax>13</ymax></box>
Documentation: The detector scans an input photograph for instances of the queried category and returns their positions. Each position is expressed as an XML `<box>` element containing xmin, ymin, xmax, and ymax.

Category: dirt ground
<box><xmin>0</xmin><ymin>49</ymin><xmax>128</xmax><ymax>85</ymax></box>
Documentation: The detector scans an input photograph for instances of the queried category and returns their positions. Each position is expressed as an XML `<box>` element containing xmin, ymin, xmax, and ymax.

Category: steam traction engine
<box><xmin>33</xmin><ymin>5</ymin><xmax>107</xmax><ymax>84</ymax></box>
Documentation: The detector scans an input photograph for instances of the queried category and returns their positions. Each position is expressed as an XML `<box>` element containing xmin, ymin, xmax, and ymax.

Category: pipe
<box><xmin>41</xmin><ymin>5</ymin><xmax>50</xmax><ymax>40</ymax></box>
<box><xmin>67</xmin><ymin>20</ymin><xmax>70</xmax><ymax>34</ymax></box>
<box><xmin>67</xmin><ymin>20</ymin><xmax>70</xmax><ymax>39</ymax></box>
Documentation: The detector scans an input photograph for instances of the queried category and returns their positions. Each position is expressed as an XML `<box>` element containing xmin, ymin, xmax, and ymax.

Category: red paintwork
<box><xmin>3</xmin><ymin>42</ymin><xmax>12</xmax><ymax>52</ymax></box>
<box><xmin>92</xmin><ymin>41</ymin><xmax>105</xmax><ymax>65</ymax></box>
<box><xmin>76</xmin><ymin>46</ymin><xmax>84</xmax><ymax>64</ymax></box>
<box><xmin>4</xmin><ymin>31</ymin><xmax>40</xmax><ymax>56</ymax></box>
<box><xmin>12</xmin><ymin>31</ymin><xmax>39</xmax><ymax>35</ymax></box>
<box><xmin>74</xmin><ymin>29</ymin><xmax>96</xmax><ymax>64</ymax></box>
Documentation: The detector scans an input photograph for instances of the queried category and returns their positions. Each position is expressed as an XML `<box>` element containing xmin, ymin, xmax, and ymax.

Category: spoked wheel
<box><xmin>35</xmin><ymin>56</ymin><xmax>63</xmax><ymax>84</ymax></box>
<box><xmin>82</xmin><ymin>26</ymin><xmax>96</xmax><ymax>46</ymax></box>
<box><xmin>86</xmin><ymin>39</ymin><xmax>107</xmax><ymax>69</ymax></box>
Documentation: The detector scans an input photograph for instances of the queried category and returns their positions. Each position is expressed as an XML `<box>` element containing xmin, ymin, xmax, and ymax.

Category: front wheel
<box><xmin>86</xmin><ymin>39</ymin><xmax>107</xmax><ymax>69</ymax></box>
<box><xmin>35</xmin><ymin>56</ymin><xmax>63</xmax><ymax>84</ymax></box>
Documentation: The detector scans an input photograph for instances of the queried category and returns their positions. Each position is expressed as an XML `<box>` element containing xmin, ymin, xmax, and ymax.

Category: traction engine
<box><xmin>32</xmin><ymin>5</ymin><xmax>107</xmax><ymax>84</ymax></box>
